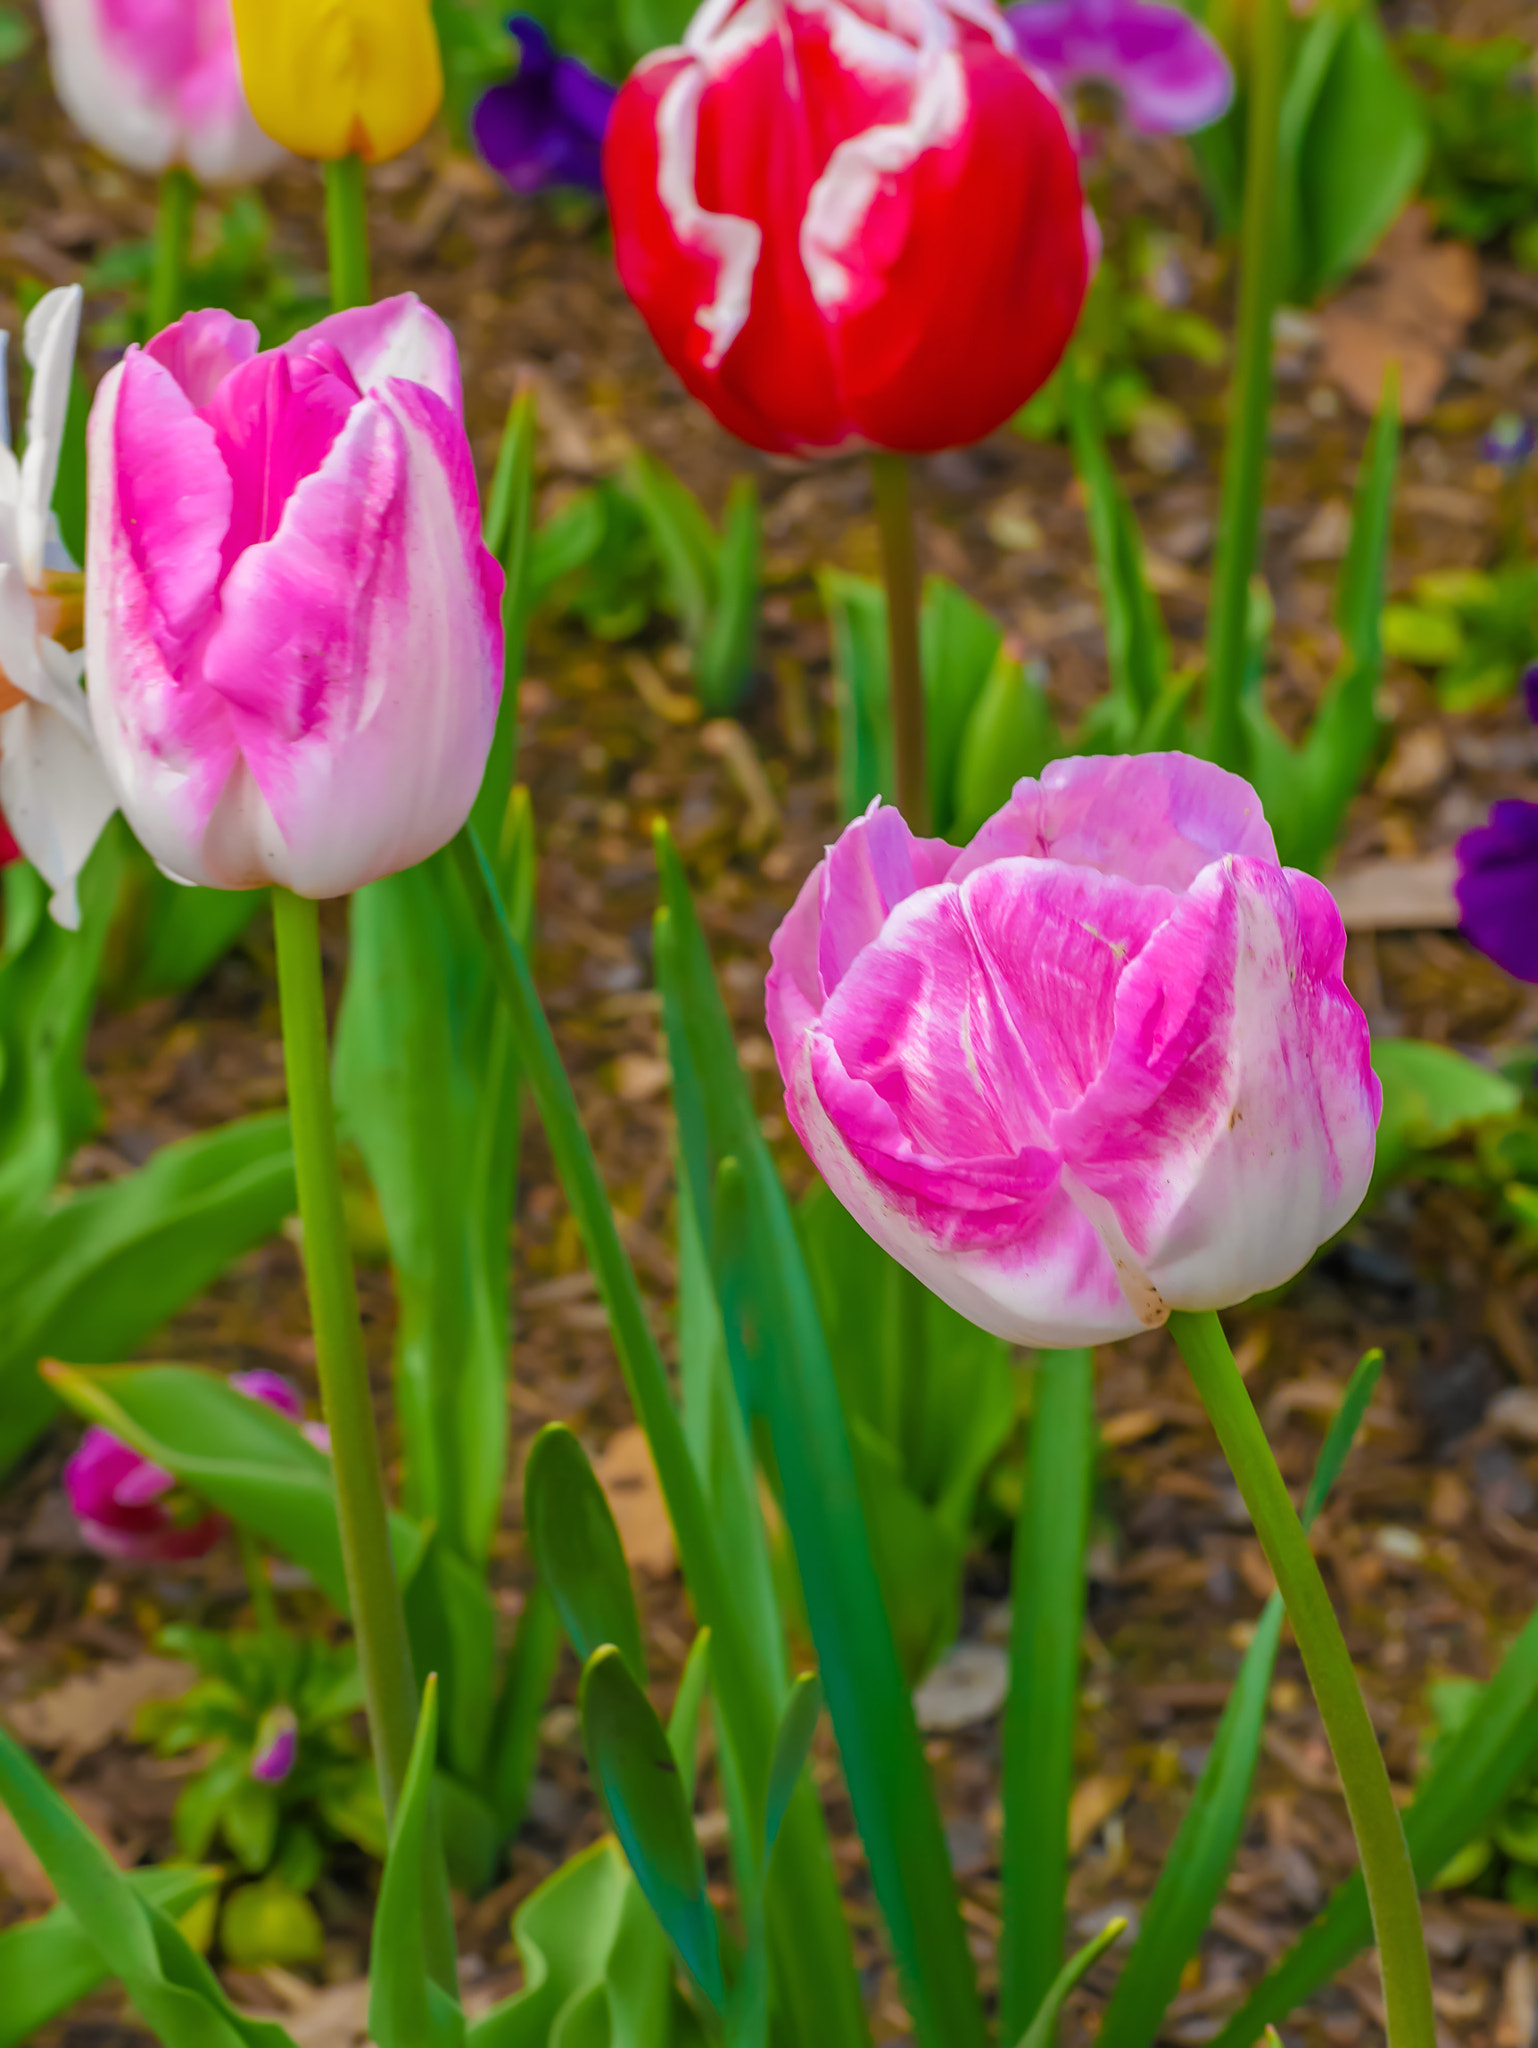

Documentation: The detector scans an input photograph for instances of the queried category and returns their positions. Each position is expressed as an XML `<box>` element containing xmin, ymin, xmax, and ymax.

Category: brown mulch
<box><xmin>3</xmin><ymin>0</ymin><xmax>1538</xmax><ymax>2043</ymax></box>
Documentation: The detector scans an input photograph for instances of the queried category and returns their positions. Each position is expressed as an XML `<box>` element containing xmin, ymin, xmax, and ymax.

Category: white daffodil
<box><xmin>0</xmin><ymin>285</ymin><xmax>116</xmax><ymax>929</ymax></box>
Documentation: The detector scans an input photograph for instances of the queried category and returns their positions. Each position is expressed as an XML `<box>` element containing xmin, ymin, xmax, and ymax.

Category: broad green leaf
<box><xmin>920</xmin><ymin>574</ymin><xmax>1004</xmax><ymax>837</ymax></box>
<box><xmin>580</xmin><ymin>1646</ymin><xmax>725</xmax><ymax>2012</ymax></box>
<box><xmin>0</xmin><ymin>1864</ymin><xmax>217</xmax><ymax>2048</ymax></box>
<box><xmin>654</xmin><ymin>828</ymin><xmax>983</xmax><ymax>2048</ymax></box>
<box><xmin>525</xmin><ymin>1423</ymin><xmax>649</xmax><ymax>1686</ymax></box>
<box><xmin>1294</xmin><ymin>9</ymin><xmax>1427</xmax><ymax>299</ymax></box>
<box><xmin>402</xmin><ymin>1533</ymin><xmax>498</xmax><ymax>1796</ymax></box>
<box><xmin>821</xmin><ymin>569</ymin><xmax>892</xmax><ymax>821</ymax></box>
<box><xmin>1210</xmin><ymin>1596</ymin><xmax>1538</xmax><ymax>2046</ymax></box>
<box><xmin>46</xmin><ymin>1362</ymin><xmax>425</xmax><ymax>1613</ymax></box>
<box><xmin>952</xmin><ymin>649</ymin><xmax>1060</xmax><ymax>841</ymax></box>
<box><xmin>371</xmin><ymin>1678</ymin><xmax>465</xmax><ymax>2048</ymax></box>
<box><xmin>668</xmin><ymin>1628</ymin><xmax>713</xmax><ymax>1804</ymax></box>
<box><xmin>0</xmin><ymin>1113</ymin><xmax>295</xmax><ymax>1475</ymax></box>
<box><xmin>0</xmin><ymin>1721</ymin><xmax>297</xmax><ymax>2048</ymax></box>
<box><xmin>1370</xmin><ymin>1038</ymin><xmax>1520</xmax><ymax>1195</ymax></box>
<box><xmin>1001</xmin><ymin>1350</ymin><xmax>1095</xmax><ymax>2044</ymax></box>
<box><xmin>1097</xmin><ymin>1350</ymin><xmax>1381</xmax><ymax>2048</ymax></box>
<box><xmin>764</xmin><ymin>1674</ymin><xmax>822</xmax><ymax>1869</ymax></box>
<box><xmin>624</xmin><ymin>448</ymin><xmax>719</xmax><ymax>648</ymax></box>
<box><xmin>1013</xmin><ymin>1920</ymin><xmax>1127</xmax><ymax>2048</ymax></box>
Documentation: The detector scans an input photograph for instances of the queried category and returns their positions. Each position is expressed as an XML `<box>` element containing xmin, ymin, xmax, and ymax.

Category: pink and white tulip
<box><xmin>86</xmin><ymin>296</ymin><xmax>504</xmax><ymax>898</ymax></box>
<box><xmin>768</xmin><ymin>755</ymin><xmax>1379</xmax><ymax>1347</ymax></box>
<box><xmin>0</xmin><ymin>286</ymin><xmax>117</xmax><ymax>929</ymax></box>
<box><xmin>41</xmin><ymin>0</ymin><xmax>287</xmax><ymax>184</ymax></box>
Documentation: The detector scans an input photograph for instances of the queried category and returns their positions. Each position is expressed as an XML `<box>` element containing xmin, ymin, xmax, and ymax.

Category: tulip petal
<box><xmin>1456</xmin><ymin>798</ymin><xmax>1538</xmax><ymax>984</ymax></box>
<box><xmin>287</xmin><ymin>294</ymin><xmax>463</xmax><ymax>416</ymax></box>
<box><xmin>200</xmin><ymin>379</ymin><xmax>501</xmax><ymax>894</ymax></box>
<box><xmin>1058</xmin><ymin>857</ymin><xmax>1377</xmax><ymax>1310</ymax></box>
<box><xmin>816</xmin><ymin>800</ymin><xmax>958</xmax><ymax>998</ymax></box>
<box><xmin>0</xmin><ymin>649</ymin><xmax>118</xmax><ymax>931</ymax></box>
<box><xmin>18</xmin><ymin>288</ymin><xmax>81</xmax><ymax>589</ymax></box>
<box><xmin>951</xmin><ymin>752</ymin><xmax>1279</xmax><ymax>892</ymax></box>
<box><xmin>146</xmin><ymin>308</ymin><xmax>261</xmax><ymax>408</ymax></box>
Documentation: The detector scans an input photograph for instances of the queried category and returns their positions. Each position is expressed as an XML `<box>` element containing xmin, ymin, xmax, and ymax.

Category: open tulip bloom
<box><xmin>85</xmin><ymin>295</ymin><xmax>504</xmax><ymax>898</ymax></box>
<box><xmin>768</xmin><ymin>754</ymin><xmax>1379</xmax><ymax>1344</ymax></box>
<box><xmin>0</xmin><ymin>286</ymin><xmax>117</xmax><ymax>928</ymax></box>
<box><xmin>1005</xmin><ymin>0</ymin><xmax>1234</xmax><ymax>138</ymax></box>
<box><xmin>604</xmin><ymin>0</ymin><xmax>1094</xmax><ymax>456</ymax></box>
<box><xmin>41</xmin><ymin>0</ymin><xmax>287</xmax><ymax>182</ymax></box>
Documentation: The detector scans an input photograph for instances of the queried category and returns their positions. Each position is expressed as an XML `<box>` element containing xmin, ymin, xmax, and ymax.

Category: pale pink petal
<box><xmin>283</xmin><ymin>296</ymin><xmax>464</xmax><ymax>416</ymax></box>
<box><xmin>816</xmin><ymin>800</ymin><xmax>959</xmax><ymax>999</ymax></box>
<box><xmin>951</xmin><ymin>753</ymin><xmax>1279</xmax><ymax>892</ymax></box>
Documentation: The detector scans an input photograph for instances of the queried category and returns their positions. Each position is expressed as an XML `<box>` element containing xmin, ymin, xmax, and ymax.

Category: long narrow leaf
<box><xmin>1002</xmin><ymin>1348</ymin><xmax>1096</xmax><ymax>2043</ymax></box>
<box><xmin>525</xmin><ymin>1423</ymin><xmax>648</xmax><ymax>1685</ymax></box>
<box><xmin>370</xmin><ymin>1678</ymin><xmax>464</xmax><ymax>2048</ymax></box>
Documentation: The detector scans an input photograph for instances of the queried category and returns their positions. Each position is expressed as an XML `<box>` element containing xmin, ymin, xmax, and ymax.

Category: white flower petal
<box><xmin>0</xmin><ymin>694</ymin><xmax>116</xmax><ymax>929</ymax></box>
<box><xmin>19</xmin><ymin>286</ymin><xmax>82</xmax><ymax>588</ymax></box>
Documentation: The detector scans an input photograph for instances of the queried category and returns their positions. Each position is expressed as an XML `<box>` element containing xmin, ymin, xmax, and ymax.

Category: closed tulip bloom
<box><xmin>767</xmin><ymin>755</ymin><xmax>1378</xmax><ymax>1346</ymax></box>
<box><xmin>0</xmin><ymin>286</ymin><xmax>117</xmax><ymax>928</ymax></box>
<box><xmin>605</xmin><ymin>0</ymin><xmax>1093</xmax><ymax>457</ymax></box>
<box><xmin>41</xmin><ymin>0</ymin><xmax>287</xmax><ymax>183</ymax></box>
<box><xmin>231</xmin><ymin>0</ymin><xmax>443</xmax><ymax>163</ymax></box>
<box><xmin>86</xmin><ymin>295</ymin><xmax>503</xmax><ymax>898</ymax></box>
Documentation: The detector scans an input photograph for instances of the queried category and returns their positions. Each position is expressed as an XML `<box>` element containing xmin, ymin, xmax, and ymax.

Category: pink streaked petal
<box><xmin>200</xmin><ymin>346</ymin><xmax>361</xmax><ymax>574</ymax></box>
<box><xmin>283</xmin><ymin>295</ymin><xmax>464</xmax><ymax>415</ymax></box>
<box><xmin>766</xmin><ymin>860</ymin><xmax>825</xmax><ymax>1086</ymax></box>
<box><xmin>1059</xmin><ymin>857</ymin><xmax>1378</xmax><ymax>1307</ymax></box>
<box><xmin>816</xmin><ymin>800</ymin><xmax>959</xmax><ymax>998</ymax></box>
<box><xmin>789</xmin><ymin>1028</ymin><xmax>1138</xmax><ymax>1344</ymax></box>
<box><xmin>231</xmin><ymin>1368</ymin><xmax>303</xmax><ymax>1421</ymax></box>
<box><xmin>951</xmin><ymin>752</ymin><xmax>1279</xmax><ymax>892</ymax></box>
<box><xmin>110</xmin><ymin>349</ymin><xmax>231</xmax><ymax>666</ymax></box>
<box><xmin>145</xmin><ymin>309</ymin><xmax>260</xmax><ymax>408</ymax></box>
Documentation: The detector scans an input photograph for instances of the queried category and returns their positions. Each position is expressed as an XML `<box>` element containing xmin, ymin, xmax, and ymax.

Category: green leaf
<box><xmin>1001</xmin><ymin>1350</ymin><xmax>1095</xmax><ymax>2044</ymax></box>
<box><xmin>1013</xmin><ymin>1918</ymin><xmax>1127</xmax><ymax>2048</ymax></box>
<box><xmin>580</xmin><ymin>1647</ymin><xmax>725</xmax><ymax>2012</ymax></box>
<box><xmin>820</xmin><ymin>569</ymin><xmax>893</xmax><ymax>821</ymax></box>
<box><xmin>764</xmin><ymin>1674</ymin><xmax>822</xmax><ymax>1869</ymax></box>
<box><xmin>221</xmin><ymin>1778</ymin><xmax>280</xmax><ymax>1874</ymax></box>
<box><xmin>401</xmin><ymin>1532</ymin><xmax>498</xmax><ymax>1793</ymax></box>
<box><xmin>105</xmin><ymin>843</ymin><xmax>262</xmax><ymax>1006</ymax></box>
<box><xmin>46</xmin><ymin>1362</ymin><xmax>425</xmax><ymax>1614</ymax></box>
<box><xmin>525</xmin><ymin>1423</ymin><xmax>649</xmax><ymax>1686</ymax></box>
<box><xmin>1097</xmin><ymin>1349</ymin><xmax>1381</xmax><ymax>2048</ymax></box>
<box><xmin>1370</xmin><ymin>1038</ymin><xmax>1521</xmax><ymax>1195</ymax></box>
<box><xmin>485</xmin><ymin>1582</ymin><xmax>562</xmax><ymax>1838</ymax></box>
<box><xmin>696</xmin><ymin>475</ymin><xmax>761</xmax><ymax>714</ymax></box>
<box><xmin>0</xmin><ymin>1722</ymin><xmax>296</xmax><ymax>2048</ymax></box>
<box><xmin>654</xmin><ymin>832</ymin><xmax>983</xmax><ymax>2048</ymax></box>
<box><xmin>668</xmin><ymin>1628</ymin><xmax>713</xmax><ymax>1804</ymax></box>
<box><xmin>624</xmin><ymin>448</ymin><xmax>719</xmax><ymax>648</ymax></box>
<box><xmin>920</xmin><ymin>575</ymin><xmax>1005</xmax><ymax>837</ymax></box>
<box><xmin>1210</xmin><ymin>1594</ymin><xmax>1538</xmax><ymax>2045</ymax></box>
<box><xmin>0</xmin><ymin>6</ymin><xmax>34</xmax><ymax>61</ymax></box>
<box><xmin>477</xmin><ymin>390</ymin><xmax>540</xmax><ymax>855</ymax></box>
<box><xmin>952</xmin><ymin>650</ymin><xmax>1061</xmax><ymax>841</ymax></box>
<box><xmin>0</xmin><ymin>1864</ymin><xmax>217</xmax><ymax>2048</ymax></box>
<box><xmin>219</xmin><ymin>1881</ymin><xmax>324</xmax><ymax>1971</ymax></box>
<box><xmin>371</xmin><ymin>1678</ymin><xmax>465</xmax><ymax>2048</ymax></box>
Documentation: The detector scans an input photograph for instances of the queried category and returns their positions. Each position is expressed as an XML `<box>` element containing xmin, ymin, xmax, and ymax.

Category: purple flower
<box><xmin>1007</xmin><ymin>0</ymin><xmax>1234</xmax><ymax>136</ymax></box>
<box><xmin>231</xmin><ymin>1369</ymin><xmax>303</xmax><ymax>1421</ymax></box>
<box><xmin>1481</xmin><ymin>412</ymin><xmax>1535</xmax><ymax>472</ymax></box>
<box><xmin>1456</xmin><ymin>663</ymin><xmax>1538</xmax><ymax>984</ymax></box>
<box><xmin>472</xmin><ymin>17</ymin><xmax>615</xmax><ymax>197</ymax></box>
<box><xmin>251</xmin><ymin>1703</ymin><xmax>299</xmax><ymax>1785</ymax></box>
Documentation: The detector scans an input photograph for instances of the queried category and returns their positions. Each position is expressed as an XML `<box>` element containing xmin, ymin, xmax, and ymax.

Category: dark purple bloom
<box><xmin>1481</xmin><ymin>412</ymin><xmax>1535</xmax><ymax>471</ymax></box>
<box><xmin>473</xmin><ymin>17</ymin><xmax>615</xmax><ymax>197</ymax></box>
<box><xmin>1007</xmin><ymin>0</ymin><xmax>1234</xmax><ymax>136</ymax></box>
<box><xmin>1456</xmin><ymin>663</ymin><xmax>1538</xmax><ymax>982</ymax></box>
<box><xmin>251</xmin><ymin>1704</ymin><xmax>299</xmax><ymax>1785</ymax></box>
<box><xmin>64</xmin><ymin>1427</ymin><xmax>225</xmax><ymax>1563</ymax></box>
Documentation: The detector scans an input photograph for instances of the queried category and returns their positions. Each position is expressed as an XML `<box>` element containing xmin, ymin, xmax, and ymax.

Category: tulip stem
<box><xmin>1203</xmin><ymin>0</ymin><xmax>1286</xmax><ymax>774</ymax></box>
<box><xmin>1170</xmin><ymin>1310</ymin><xmax>1436</xmax><ymax>2048</ymax></box>
<box><xmin>149</xmin><ymin>166</ymin><xmax>197</xmax><ymax>335</ymax></box>
<box><xmin>237</xmin><ymin>1526</ymin><xmax>280</xmax><ymax>1637</ymax></box>
<box><xmin>325</xmin><ymin>154</ymin><xmax>371</xmax><ymax>312</ymax></box>
<box><xmin>271</xmin><ymin>889</ymin><xmax>415</xmax><ymax>1811</ymax></box>
<box><xmin>870</xmin><ymin>452</ymin><xmax>929</xmax><ymax>832</ymax></box>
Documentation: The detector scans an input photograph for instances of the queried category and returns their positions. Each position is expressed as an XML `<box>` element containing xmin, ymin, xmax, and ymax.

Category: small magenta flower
<box><xmin>250</xmin><ymin>1703</ymin><xmax>299</xmax><ymax>1784</ymax></box>
<box><xmin>233</xmin><ymin>1367</ymin><xmax>330</xmax><ymax>1450</ymax></box>
<box><xmin>1456</xmin><ymin>664</ymin><xmax>1538</xmax><ymax>984</ymax></box>
<box><xmin>767</xmin><ymin>755</ymin><xmax>1378</xmax><ymax>1346</ymax></box>
<box><xmin>64</xmin><ymin>1428</ymin><xmax>225</xmax><ymax>1562</ymax></box>
<box><xmin>1006</xmin><ymin>0</ymin><xmax>1233</xmax><ymax>136</ymax></box>
<box><xmin>473</xmin><ymin>17</ymin><xmax>615</xmax><ymax>197</ymax></box>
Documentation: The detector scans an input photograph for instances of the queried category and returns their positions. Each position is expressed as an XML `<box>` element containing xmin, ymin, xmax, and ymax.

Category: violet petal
<box><xmin>1008</xmin><ymin>0</ymin><xmax>1234</xmax><ymax>135</ymax></box>
<box><xmin>1457</xmin><ymin>797</ymin><xmax>1538</xmax><ymax>983</ymax></box>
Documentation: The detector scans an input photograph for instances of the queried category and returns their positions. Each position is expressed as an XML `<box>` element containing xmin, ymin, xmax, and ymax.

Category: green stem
<box><xmin>1203</xmin><ymin>0</ymin><xmax>1286</xmax><ymax>773</ymax></box>
<box><xmin>237</xmin><ymin>1526</ymin><xmax>279</xmax><ymax>1637</ymax></box>
<box><xmin>324</xmin><ymin>154</ymin><xmax>371</xmax><ymax>312</ymax></box>
<box><xmin>1001</xmin><ymin>1349</ymin><xmax>1095</xmax><ymax>2045</ymax></box>
<box><xmin>870</xmin><ymin>452</ymin><xmax>929</xmax><ymax>831</ymax></box>
<box><xmin>148</xmin><ymin>166</ymin><xmax>196</xmax><ymax>334</ymax></box>
<box><xmin>270</xmin><ymin>891</ymin><xmax>419</xmax><ymax>1813</ymax></box>
<box><xmin>1169</xmin><ymin>1311</ymin><xmax>1436</xmax><ymax>2048</ymax></box>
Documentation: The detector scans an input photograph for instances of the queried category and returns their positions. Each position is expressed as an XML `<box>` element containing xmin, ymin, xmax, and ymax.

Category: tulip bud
<box><xmin>231</xmin><ymin>0</ymin><xmax>443</xmax><ymax>163</ymax></box>
<box><xmin>40</xmin><ymin>0</ymin><xmax>288</xmax><ymax>184</ymax></box>
<box><xmin>85</xmin><ymin>296</ymin><xmax>503</xmax><ymax>898</ymax></box>
<box><xmin>603</xmin><ymin>0</ymin><xmax>1093</xmax><ymax>457</ymax></box>
<box><xmin>251</xmin><ymin>1704</ymin><xmax>300</xmax><ymax>1784</ymax></box>
<box><xmin>767</xmin><ymin>754</ymin><xmax>1380</xmax><ymax>1346</ymax></box>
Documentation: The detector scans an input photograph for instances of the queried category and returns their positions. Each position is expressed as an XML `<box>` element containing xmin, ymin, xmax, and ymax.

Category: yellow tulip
<box><xmin>232</xmin><ymin>0</ymin><xmax>443</xmax><ymax>165</ymax></box>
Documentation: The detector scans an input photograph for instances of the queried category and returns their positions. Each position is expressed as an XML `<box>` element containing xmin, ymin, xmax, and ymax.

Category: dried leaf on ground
<box><xmin>1319</xmin><ymin>206</ymin><xmax>1485</xmax><ymax>422</ymax></box>
<box><xmin>3</xmin><ymin>1655</ymin><xmax>194</xmax><ymax>1755</ymax></box>
<box><xmin>594</xmin><ymin>1425</ymin><xmax>676</xmax><ymax>1577</ymax></box>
